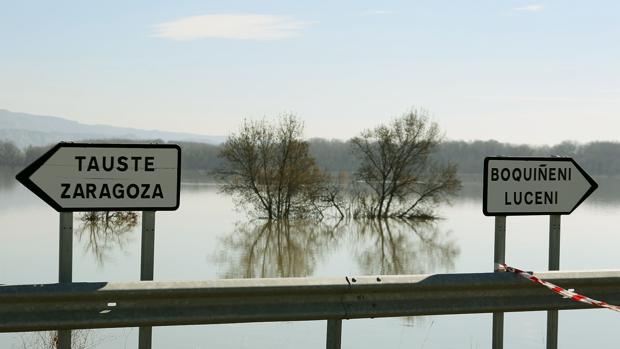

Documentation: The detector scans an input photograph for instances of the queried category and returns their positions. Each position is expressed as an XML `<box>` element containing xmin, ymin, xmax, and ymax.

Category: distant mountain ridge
<box><xmin>0</xmin><ymin>109</ymin><xmax>225</xmax><ymax>148</ymax></box>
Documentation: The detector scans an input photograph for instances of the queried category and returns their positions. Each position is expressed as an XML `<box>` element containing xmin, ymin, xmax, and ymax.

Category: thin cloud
<box><xmin>513</xmin><ymin>4</ymin><xmax>544</xmax><ymax>12</ymax></box>
<box><xmin>360</xmin><ymin>10</ymin><xmax>394</xmax><ymax>16</ymax></box>
<box><xmin>152</xmin><ymin>14</ymin><xmax>312</xmax><ymax>41</ymax></box>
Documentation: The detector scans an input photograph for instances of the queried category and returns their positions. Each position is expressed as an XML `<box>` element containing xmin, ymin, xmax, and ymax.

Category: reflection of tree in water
<box><xmin>0</xmin><ymin>167</ymin><xmax>17</xmax><ymax>190</ymax></box>
<box><xmin>353</xmin><ymin>219</ymin><xmax>459</xmax><ymax>275</ymax></box>
<box><xmin>215</xmin><ymin>217</ymin><xmax>458</xmax><ymax>280</ymax></box>
<box><xmin>75</xmin><ymin>212</ymin><xmax>138</xmax><ymax>265</ymax></box>
<box><xmin>215</xmin><ymin>220</ymin><xmax>343</xmax><ymax>278</ymax></box>
<box><xmin>18</xmin><ymin>330</ymin><xmax>101</xmax><ymax>349</ymax></box>
<box><xmin>350</xmin><ymin>218</ymin><xmax>459</xmax><ymax>327</ymax></box>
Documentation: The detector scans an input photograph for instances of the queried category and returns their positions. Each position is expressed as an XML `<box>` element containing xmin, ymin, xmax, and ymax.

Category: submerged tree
<box><xmin>351</xmin><ymin>110</ymin><xmax>461</xmax><ymax>219</ymax></box>
<box><xmin>218</xmin><ymin>115</ymin><xmax>327</xmax><ymax>219</ymax></box>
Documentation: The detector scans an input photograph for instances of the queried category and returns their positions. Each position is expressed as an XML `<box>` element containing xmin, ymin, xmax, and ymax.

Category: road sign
<box><xmin>483</xmin><ymin>157</ymin><xmax>597</xmax><ymax>216</ymax></box>
<box><xmin>16</xmin><ymin>143</ymin><xmax>181</xmax><ymax>212</ymax></box>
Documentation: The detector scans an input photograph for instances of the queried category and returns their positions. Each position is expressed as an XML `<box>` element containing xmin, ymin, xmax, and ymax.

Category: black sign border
<box><xmin>16</xmin><ymin>142</ymin><xmax>182</xmax><ymax>212</ymax></box>
<box><xmin>483</xmin><ymin>156</ymin><xmax>598</xmax><ymax>216</ymax></box>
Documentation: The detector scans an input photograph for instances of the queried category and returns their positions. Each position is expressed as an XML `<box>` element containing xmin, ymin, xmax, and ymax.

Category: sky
<box><xmin>1</xmin><ymin>0</ymin><xmax>619</xmax><ymax>145</ymax></box>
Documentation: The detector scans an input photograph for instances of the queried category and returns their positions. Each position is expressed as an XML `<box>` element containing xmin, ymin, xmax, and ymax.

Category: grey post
<box><xmin>326</xmin><ymin>319</ymin><xmax>342</xmax><ymax>349</ymax></box>
<box><xmin>547</xmin><ymin>214</ymin><xmax>561</xmax><ymax>349</ymax></box>
<box><xmin>139</xmin><ymin>211</ymin><xmax>156</xmax><ymax>349</ymax></box>
<box><xmin>58</xmin><ymin>212</ymin><xmax>73</xmax><ymax>349</ymax></box>
<box><xmin>492</xmin><ymin>216</ymin><xmax>506</xmax><ymax>349</ymax></box>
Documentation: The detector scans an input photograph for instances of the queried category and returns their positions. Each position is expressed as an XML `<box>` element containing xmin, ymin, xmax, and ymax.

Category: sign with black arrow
<box><xmin>483</xmin><ymin>157</ymin><xmax>598</xmax><ymax>216</ymax></box>
<box><xmin>16</xmin><ymin>143</ymin><xmax>181</xmax><ymax>212</ymax></box>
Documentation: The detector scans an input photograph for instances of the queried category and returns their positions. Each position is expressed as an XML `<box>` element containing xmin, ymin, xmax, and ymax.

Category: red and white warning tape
<box><xmin>498</xmin><ymin>263</ymin><xmax>620</xmax><ymax>313</ymax></box>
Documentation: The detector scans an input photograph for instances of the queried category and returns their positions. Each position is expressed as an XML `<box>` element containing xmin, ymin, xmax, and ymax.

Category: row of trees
<box><xmin>5</xmin><ymin>139</ymin><xmax>620</xmax><ymax>177</ymax></box>
<box><xmin>217</xmin><ymin>111</ymin><xmax>460</xmax><ymax>220</ymax></box>
<box><xmin>0</xmin><ymin>142</ymin><xmax>51</xmax><ymax>167</ymax></box>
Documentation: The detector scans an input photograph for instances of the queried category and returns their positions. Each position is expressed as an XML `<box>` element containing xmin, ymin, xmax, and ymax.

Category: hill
<box><xmin>0</xmin><ymin>109</ymin><xmax>225</xmax><ymax>148</ymax></box>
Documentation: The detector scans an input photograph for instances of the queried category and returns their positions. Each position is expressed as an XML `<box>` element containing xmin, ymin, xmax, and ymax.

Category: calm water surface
<box><xmin>1</xmin><ymin>171</ymin><xmax>619</xmax><ymax>348</ymax></box>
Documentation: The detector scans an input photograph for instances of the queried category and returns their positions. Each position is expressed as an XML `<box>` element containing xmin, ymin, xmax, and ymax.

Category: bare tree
<box><xmin>351</xmin><ymin>110</ymin><xmax>461</xmax><ymax>219</ymax></box>
<box><xmin>218</xmin><ymin>115</ymin><xmax>327</xmax><ymax>219</ymax></box>
<box><xmin>316</xmin><ymin>171</ymin><xmax>350</xmax><ymax>219</ymax></box>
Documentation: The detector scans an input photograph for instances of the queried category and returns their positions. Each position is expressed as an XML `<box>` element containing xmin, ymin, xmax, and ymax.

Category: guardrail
<box><xmin>2</xmin><ymin>270</ymin><xmax>620</xmax><ymax>348</ymax></box>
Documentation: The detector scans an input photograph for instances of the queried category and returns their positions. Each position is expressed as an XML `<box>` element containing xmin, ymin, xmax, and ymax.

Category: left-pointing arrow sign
<box><xmin>16</xmin><ymin>143</ymin><xmax>181</xmax><ymax>212</ymax></box>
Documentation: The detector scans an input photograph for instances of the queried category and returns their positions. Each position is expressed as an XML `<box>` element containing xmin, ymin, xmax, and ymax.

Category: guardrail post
<box><xmin>492</xmin><ymin>215</ymin><xmax>506</xmax><ymax>349</ymax></box>
<box><xmin>547</xmin><ymin>214</ymin><xmax>561</xmax><ymax>349</ymax></box>
<box><xmin>139</xmin><ymin>211</ymin><xmax>156</xmax><ymax>349</ymax></box>
<box><xmin>326</xmin><ymin>319</ymin><xmax>342</xmax><ymax>349</ymax></box>
<box><xmin>58</xmin><ymin>212</ymin><xmax>73</xmax><ymax>349</ymax></box>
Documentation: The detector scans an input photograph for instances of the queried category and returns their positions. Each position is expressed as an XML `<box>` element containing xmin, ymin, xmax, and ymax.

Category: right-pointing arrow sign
<box><xmin>483</xmin><ymin>157</ymin><xmax>598</xmax><ymax>216</ymax></box>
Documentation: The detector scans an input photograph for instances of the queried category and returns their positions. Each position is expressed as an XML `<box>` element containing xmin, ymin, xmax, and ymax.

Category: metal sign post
<box><xmin>483</xmin><ymin>156</ymin><xmax>597</xmax><ymax>349</ymax></box>
<box><xmin>58</xmin><ymin>212</ymin><xmax>73</xmax><ymax>349</ymax></box>
<box><xmin>139</xmin><ymin>211</ymin><xmax>156</xmax><ymax>349</ymax></box>
<box><xmin>547</xmin><ymin>214</ymin><xmax>561</xmax><ymax>349</ymax></box>
<box><xmin>492</xmin><ymin>216</ymin><xmax>506</xmax><ymax>349</ymax></box>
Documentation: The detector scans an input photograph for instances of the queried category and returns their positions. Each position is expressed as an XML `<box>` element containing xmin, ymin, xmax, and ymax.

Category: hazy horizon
<box><xmin>3</xmin><ymin>107</ymin><xmax>620</xmax><ymax>147</ymax></box>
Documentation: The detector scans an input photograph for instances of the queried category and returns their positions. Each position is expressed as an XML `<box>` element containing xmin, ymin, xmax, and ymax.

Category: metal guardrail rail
<box><xmin>2</xmin><ymin>270</ymin><xmax>620</xmax><ymax>334</ymax></box>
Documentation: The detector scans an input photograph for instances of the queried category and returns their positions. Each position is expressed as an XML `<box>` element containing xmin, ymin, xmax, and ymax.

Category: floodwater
<box><xmin>1</xmin><ymin>170</ymin><xmax>620</xmax><ymax>348</ymax></box>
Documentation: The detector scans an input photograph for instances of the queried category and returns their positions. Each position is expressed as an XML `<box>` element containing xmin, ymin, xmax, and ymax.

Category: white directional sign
<box><xmin>16</xmin><ymin>143</ymin><xmax>181</xmax><ymax>212</ymax></box>
<box><xmin>483</xmin><ymin>157</ymin><xmax>598</xmax><ymax>216</ymax></box>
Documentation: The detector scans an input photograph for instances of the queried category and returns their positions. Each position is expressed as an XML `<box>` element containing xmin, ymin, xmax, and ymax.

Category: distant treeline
<box><xmin>435</xmin><ymin>140</ymin><xmax>620</xmax><ymax>176</ymax></box>
<box><xmin>313</xmin><ymin>139</ymin><xmax>620</xmax><ymax>176</ymax></box>
<box><xmin>1</xmin><ymin>139</ymin><xmax>620</xmax><ymax>176</ymax></box>
<box><xmin>309</xmin><ymin>139</ymin><xmax>620</xmax><ymax>176</ymax></box>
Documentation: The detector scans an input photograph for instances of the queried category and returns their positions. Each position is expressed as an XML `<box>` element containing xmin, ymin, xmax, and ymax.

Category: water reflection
<box><xmin>0</xmin><ymin>167</ymin><xmax>17</xmax><ymax>190</ymax></box>
<box><xmin>352</xmin><ymin>219</ymin><xmax>459</xmax><ymax>275</ymax></box>
<box><xmin>75</xmin><ymin>212</ymin><xmax>138</xmax><ymax>265</ymax></box>
<box><xmin>216</xmin><ymin>218</ymin><xmax>459</xmax><ymax>278</ymax></box>
<box><xmin>17</xmin><ymin>330</ymin><xmax>99</xmax><ymax>349</ymax></box>
<box><xmin>214</xmin><ymin>220</ymin><xmax>343</xmax><ymax>278</ymax></box>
